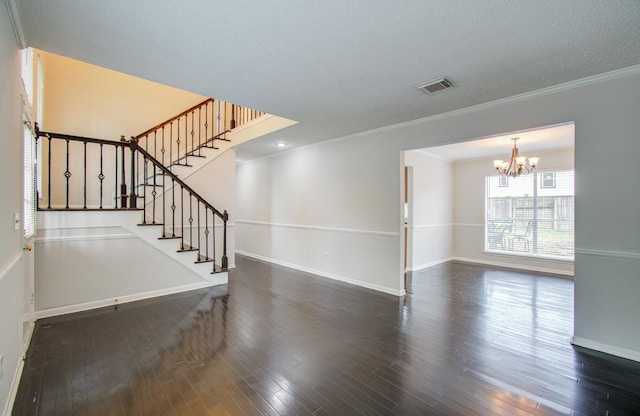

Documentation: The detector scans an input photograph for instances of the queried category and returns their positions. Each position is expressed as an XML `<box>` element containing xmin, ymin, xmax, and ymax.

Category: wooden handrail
<box><xmin>131</xmin><ymin>140</ymin><xmax>226</xmax><ymax>220</ymax></box>
<box><xmin>134</xmin><ymin>98</ymin><xmax>214</xmax><ymax>140</ymax></box>
<box><xmin>35</xmin><ymin>128</ymin><xmax>228</xmax><ymax>220</ymax></box>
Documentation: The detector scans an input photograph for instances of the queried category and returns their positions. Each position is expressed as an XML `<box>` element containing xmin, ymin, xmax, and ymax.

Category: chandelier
<box><xmin>492</xmin><ymin>137</ymin><xmax>539</xmax><ymax>177</ymax></box>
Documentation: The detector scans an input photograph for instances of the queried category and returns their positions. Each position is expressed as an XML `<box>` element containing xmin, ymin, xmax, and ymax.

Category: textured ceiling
<box><xmin>15</xmin><ymin>0</ymin><xmax>640</xmax><ymax>159</ymax></box>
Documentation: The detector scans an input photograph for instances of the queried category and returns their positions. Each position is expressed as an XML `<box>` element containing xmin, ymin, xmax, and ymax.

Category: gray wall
<box><xmin>0</xmin><ymin>3</ymin><xmax>26</xmax><ymax>413</ymax></box>
<box><xmin>237</xmin><ymin>68</ymin><xmax>640</xmax><ymax>361</ymax></box>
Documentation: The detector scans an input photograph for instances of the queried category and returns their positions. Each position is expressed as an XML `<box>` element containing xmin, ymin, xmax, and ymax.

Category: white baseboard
<box><xmin>453</xmin><ymin>256</ymin><xmax>574</xmax><ymax>277</ymax></box>
<box><xmin>236</xmin><ymin>250</ymin><xmax>405</xmax><ymax>297</ymax></box>
<box><xmin>571</xmin><ymin>336</ymin><xmax>640</xmax><ymax>363</ymax></box>
<box><xmin>407</xmin><ymin>257</ymin><xmax>454</xmax><ymax>272</ymax></box>
<box><xmin>35</xmin><ymin>281</ymin><xmax>220</xmax><ymax>320</ymax></box>
<box><xmin>3</xmin><ymin>355</ymin><xmax>25</xmax><ymax>416</ymax></box>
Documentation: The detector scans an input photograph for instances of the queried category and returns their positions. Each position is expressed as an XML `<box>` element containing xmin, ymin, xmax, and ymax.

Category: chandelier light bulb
<box><xmin>492</xmin><ymin>137</ymin><xmax>539</xmax><ymax>177</ymax></box>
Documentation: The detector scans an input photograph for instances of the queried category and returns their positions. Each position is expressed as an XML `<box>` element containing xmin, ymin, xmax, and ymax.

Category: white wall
<box><xmin>0</xmin><ymin>4</ymin><xmax>26</xmax><ymax>413</ymax></box>
<box><xmin>34</xmin><ymin>221</ymin><xmax>211</xmax><ymax>317</ymax></box>
<box><xmin>404</xmin><ymin>150</ymin><xmax>454</xmax><ymax>270</ymax></box>
<box><xmin>453</xmin><ymin>147</ymin><xmax>574</xmax><ymax>275</ymax></box>
<box><xmin>177</xmin><ymin>149</ymin><xmax>237</xmax><ymax>268</ymax></box>
<box><xmin>236</xmin><ymin>137</ymin><xmax>403</xmax><ymax>295</ymax></box>
<box><xmin>236</xmin><ymin>67</ymin><xmax>640</xmax><ymax>361</ymax></box>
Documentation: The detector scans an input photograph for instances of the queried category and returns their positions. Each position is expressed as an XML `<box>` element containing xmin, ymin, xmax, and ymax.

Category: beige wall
<box><xmin>41</xmin><ymin>51</ymin><xmax>206</xmax><ymax>139</ymax></box>
<box><xmin>38</xmin><ymin>51</ymin><xmax>208</xmax><ymax>208</ymax></box>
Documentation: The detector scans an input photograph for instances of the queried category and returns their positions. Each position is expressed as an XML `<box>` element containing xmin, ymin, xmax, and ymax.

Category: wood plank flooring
<box><xmin>12</xmin><ymin>256</ymin><xmax>640</xmax><ymax>415</ymax></box>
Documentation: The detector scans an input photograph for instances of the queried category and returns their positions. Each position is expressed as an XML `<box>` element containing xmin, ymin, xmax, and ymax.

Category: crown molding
<box><xmin>6</xmin><ymin>0</ymin><xmax>27</xmax><ymax>49</ymax></box>
<box><xmin>239</xmin><ymin>64</ymin><xmax>640</xmax><ymax>164</ymax></box>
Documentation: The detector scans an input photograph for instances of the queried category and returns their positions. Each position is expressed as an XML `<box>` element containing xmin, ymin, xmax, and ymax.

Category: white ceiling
<box><xmin>14</xmin><ymin>1</ymin><xmax>640</xmax><ymax>160</ymax></box>
<box><xmin>420</xmin><ymin>123</ymin><xmax>575</xmax><ymax>161</ymax></box>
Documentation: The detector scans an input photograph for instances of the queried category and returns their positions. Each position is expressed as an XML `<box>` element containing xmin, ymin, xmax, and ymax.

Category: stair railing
<box><xmin>134</xmin><ymin>98</ymin><xmax>263</xmax><ymax>171</ymax></box>
<box><xmin>34</xmin><ymin>125</ymin><xmax>228</xmax><ymax>272</ymax></box>
<box><xmin>133</xmin><ymin>140</ymin><xmax>228</xmax><ymax>270</ymax></box>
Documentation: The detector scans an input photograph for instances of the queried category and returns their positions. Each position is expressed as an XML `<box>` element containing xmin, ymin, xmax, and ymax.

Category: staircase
<box><xmin>35</xmin><ymin>98</ymin><xmax>263</xmax><ymax>283</ymax></box>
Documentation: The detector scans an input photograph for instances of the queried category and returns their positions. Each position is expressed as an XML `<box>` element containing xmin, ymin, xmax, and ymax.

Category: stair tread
<box><xmin>177</xmin><ymin>244</ymin><xmax>198</xmax><ymax>253</ymax></box>
<box><xmin>138</xmin><ymin>222</ymin><xmax>163</xmax><ymax>226</ymax></box>
<box><xmin>195</xmin><ymin>254</ymin><xmax>214</xmax><ymax>264</ymax></box>
<box><xmin>158</xmin><ymin>235</ymin><xmax>181</xmax><ymax>240</ymax></box>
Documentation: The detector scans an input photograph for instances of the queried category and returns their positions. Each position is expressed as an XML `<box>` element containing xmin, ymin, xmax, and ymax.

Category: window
<box><xmin>21</xmin><ymin>48</ymin><xmax>39</xmax><ymax>239</ymax></box>
<box><xmin>486</xmin><ymin>169</ymin><xmax>574</xmax><ymax>260</ymax></box>
<box><xmin>541</xmin><ymin>171</ymin><xmax>556</xmax><ymax>188</ymax></box>
<box><xmin>23</xmin><ymin>119</ymin><xmax>36</xmax><ymax>238</ymax></box>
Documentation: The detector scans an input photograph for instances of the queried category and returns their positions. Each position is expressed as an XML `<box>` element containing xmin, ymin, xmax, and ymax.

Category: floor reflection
<box><xmin>13</xmin><ymin>258</ymin><xmax>640</xmax><ymax>415</ymax></box>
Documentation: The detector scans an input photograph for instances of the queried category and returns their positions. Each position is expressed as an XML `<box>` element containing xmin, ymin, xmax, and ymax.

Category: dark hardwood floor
<box><xmin>13</xmin><ymin>256</ymin><xmax>640</xmax><ymax>415</ymax></box>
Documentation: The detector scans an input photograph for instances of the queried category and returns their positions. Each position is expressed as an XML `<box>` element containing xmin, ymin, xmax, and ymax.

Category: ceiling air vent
<box><xmin>415</xmin><ymin>77</ymin><xmax>455</xmax><ymax>94</ymax></box>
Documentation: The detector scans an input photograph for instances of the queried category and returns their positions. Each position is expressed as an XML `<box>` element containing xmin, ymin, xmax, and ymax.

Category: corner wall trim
<box><xmin>235</xmin><ymin>220</ymin><xmax>400</xmax><ymax>237</ymax></box>
<box><xmin>35</xmin><ymin>281</ymin><xmax>216</xmax><ymax>320</ymax></box>
<box><xmin>236</xmin><ymin>250</ymin><xmax>405</xmax><ymax>297</ymax></box>
<box><xmin>571</xmin><ymin>336</ymin><xmax>640</xmax><ymax>363</ymax></box>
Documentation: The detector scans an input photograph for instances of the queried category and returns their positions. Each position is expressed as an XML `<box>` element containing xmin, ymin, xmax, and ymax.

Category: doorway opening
<box><xmin>402</xmin><ymin>122</ymin><xmax>575</xmax><ymax>278</ymax></box>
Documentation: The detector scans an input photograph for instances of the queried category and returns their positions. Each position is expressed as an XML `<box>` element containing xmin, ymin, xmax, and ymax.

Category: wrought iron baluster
<box><xmin>212</xmin><ymin>213</ymin><xmax>216</xmax><ymax>272</ymax></box>
<box><xmin>47</xmin><ymin>135</ymin><xmax>51</xmax><ymax>208</ymax></box>
<box><xmin>83</xmin><ymin>141</ymin><xmax>87</xmax><ymax>209</ymax></box>
<box><xmin>204</xmin><ymin>207</ymin><xmax>209</xmax><ymax>262</ymax></box>
<box><xmin>169</xmin><ymin>121</ymin><xmax>173</xmax><ymax>170</ymax></box>
<box><xmin>161</xmin><ymin>126</ymin><xmax>166</xmax><ymax>167</ymax></box>
<box><xmin>222</xmin><ymin>210</ymin><xmax>228</xmax><ymax>269</ymax></box>
<box><xmin>190</xmin><ymin>110</ymin><xmax>195</xmax><ymax>158</ymax></box>
<box><xmin>161</xmin><ymin>165</ymin><xmax>166</xmax><ymax>237</ymax></box>
<box><xmin>217</xmin><ymin>100</ymin><xmax>221</xmax><ymax>138</ymax></box>
<box><xmin>176</xmin><ymin>118</ymin><xmax>181</xmax><ymax>166</ymax></box>
<box><xmin>99</xmin><ymin>144</ymin><xmax>104</xmax><ymax>209</ymax></box>
<box><xmin>114</xmin><ymin>145</ymin><xmax>118</xmax><ymax>208</ymax></box>
<box><xmin>171</xmin><ymin>177</ymin><xmax>176</xmax><ymax>237</ymax></box>
<box><xmin>34</xmin><ymin>136</ymin><xmax>39</xmax><ymax>209</ymax></box>
<box><xmin>197</xmin><ymin>201</ymin><xmax>201</xmax><ymax>259</ymax></box>
<box><xmin>64</xmin><ymin>138</ymin><xmax>71</xmax><ymax>209</ymax></box>
<box><xmin>198</xmin><ymin>107</ymin><xmax>202</xmax><ymax>156</ymax></box>
<box><xmin>180</xmin><ymin>185</ymin><xmax>185</xmax><ymax>250</ymax></box>
<box><xmin>151</xmin><ymin>132</ymin><xmax>157</xmax><ymax>224</ymax></box>
<box><xmin>129</xmin><ymin>142</ymin><xmax>136</xmax><ymax>208</ymax></box>
<box><xmin>120</xmin><ymin>145</ymin><xmax>126</xmax><ymax>208</ymax></box>
<box><xmin>189</xmin><ymin>194</ymin><xmax>193</xmax><ymax>250</ymax></box>
<box><xmin>230</xmin><ymin>104</ymin><xmax>236</xmax><ymax>129</ymax></box>
<box><xmin>204</xmin><ymin>101</ymin><xmax>210</xmax><ymax>147</ymax></box>
<box><xmin>142</xmin><ymin>153</ymin><xmax>148</xmax><ymax>224</ymax></box>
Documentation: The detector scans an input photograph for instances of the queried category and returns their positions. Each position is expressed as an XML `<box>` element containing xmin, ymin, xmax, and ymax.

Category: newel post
<box><xmin>221</xmin><ymin>210</ymin><xmax>229</xmax><ymax>269</ymax></box>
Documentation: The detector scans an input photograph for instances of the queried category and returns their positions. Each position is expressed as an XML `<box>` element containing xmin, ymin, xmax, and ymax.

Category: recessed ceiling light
<box><xmin>275</xmin><ymin>142</ymin><xmax>287</xmax><ymax>148</ymax></box>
